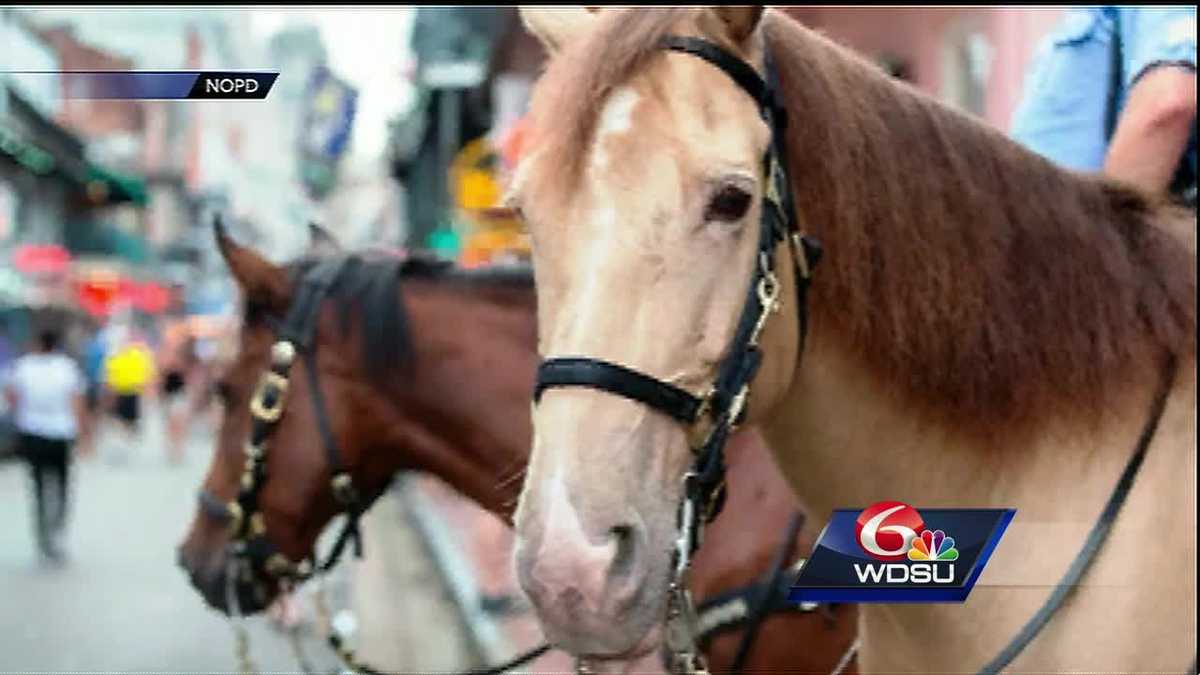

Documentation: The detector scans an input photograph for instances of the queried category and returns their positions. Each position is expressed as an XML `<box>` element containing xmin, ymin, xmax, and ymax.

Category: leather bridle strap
<box><xmin>534</xmin><ymin>357</ymin><xmax>705</xmax><ymax>424</ymax></box>
<box><xmin>660</xmin><ymin>35</ymin><xmax>785</xmax><ymax>127</ymax></box>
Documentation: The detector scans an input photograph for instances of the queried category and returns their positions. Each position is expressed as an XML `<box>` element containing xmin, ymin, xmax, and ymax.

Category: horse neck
<box><xmin>759</xmin><ymin>19</ymin><xmax>1196</xmax><ymax>667</ymax></box>
<box><xmin>387</xmin><ymin>279</ymin><xmax>539</xmax><ymax>522</ymax></box>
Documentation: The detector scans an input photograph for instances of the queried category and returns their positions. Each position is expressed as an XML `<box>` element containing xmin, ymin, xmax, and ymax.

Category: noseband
<box><xmin>198</xmin><ymin>258</ymin><xmax>368</xmax><ymax>599</ymax></box>
<box><xmin>533</xmin><ymin>36</ymin><xmax>821</xmax><ymax>675</ymax></box>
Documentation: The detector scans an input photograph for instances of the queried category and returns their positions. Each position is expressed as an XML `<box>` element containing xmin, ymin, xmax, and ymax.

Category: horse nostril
<box><xmin>608</xmin><ymin>524</ymin><xmax>638</xmax><ymax>580</ymax></box>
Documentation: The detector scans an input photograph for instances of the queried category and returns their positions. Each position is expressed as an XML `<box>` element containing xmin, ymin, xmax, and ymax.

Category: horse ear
<box><xmin>307</xmin><ymin>221</ymin><xmax>342</xmax><ymax>255</ymax></box>
<box><xmin>714</xmin><ymin>6</ymin><xmax>764</xmax><ymax>44</ymax></box>
<box><xmin>213</xmin><ymin>215</ymin><xmax>289</xmax><ymax>307</ymax></box>
<box><xmin>520</xmin><ymin>6</ymin><xmax>597</xmax><ymax>53</ymax></box>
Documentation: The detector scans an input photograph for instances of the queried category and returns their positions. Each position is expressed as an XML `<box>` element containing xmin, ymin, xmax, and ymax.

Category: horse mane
<box><xmin>525</xmin><ymin>8</ymin><xmax>1195</xmax><ymax>439</ymax></box>
<box><xmin>764</xmin><ymin>12</ymin><xmax>1195</xmax><ymax>438</ymax></box>
<box><xmin>527</xmin><ymin>7</ymin><xmax>692</xmax><ymax>188</ymax></box>
<box><xmin>284</xmin><ymin>251</ymin><xmax>535</xmax><ymax>384</ymax></box>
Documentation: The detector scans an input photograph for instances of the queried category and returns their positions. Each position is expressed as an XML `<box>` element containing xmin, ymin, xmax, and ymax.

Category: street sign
<box><xmin>422</xmin><ymin>61</ymin><xmax>486</xmax><ymax>89</ymax></box>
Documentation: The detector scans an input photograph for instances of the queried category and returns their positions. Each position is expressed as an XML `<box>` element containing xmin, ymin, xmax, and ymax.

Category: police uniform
<box><xmin>1010</xmin><ymin>6</ymin><xmax>1196</xmax><ymax>191</ymax></box>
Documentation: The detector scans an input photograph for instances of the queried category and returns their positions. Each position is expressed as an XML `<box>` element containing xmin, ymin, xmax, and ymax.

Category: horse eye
<box><xmin>214</xmin><ymin>381</ymin><xmax>232</xmax><ymax>404</ymax></box>
<box><xmin>705</xmin><ymin>185</ymin><xmax>753</xmax><ymax>223</ymax></box>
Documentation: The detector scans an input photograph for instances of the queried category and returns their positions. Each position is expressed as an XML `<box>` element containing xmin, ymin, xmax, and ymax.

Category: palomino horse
<box><xmin>508</xmin><ymin>6</ymin><xmax>1196</xmax><ymax>674</ymax></box>
<box><xmin>176</xmin><ymin>226</ymin><xmax>860</xmax><ymax>674</ymax></box>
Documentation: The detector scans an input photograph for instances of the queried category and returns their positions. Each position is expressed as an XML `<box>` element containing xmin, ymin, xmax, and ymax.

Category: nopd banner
<box><xmin>5</xmin><ymin>71</ymin><xmax>279</xmax><ymax>100</ymax></box>
<box><xmin>790</xmin><ymin>501</ymin><xmax>1014</xmax><ymax>603</ymax></box>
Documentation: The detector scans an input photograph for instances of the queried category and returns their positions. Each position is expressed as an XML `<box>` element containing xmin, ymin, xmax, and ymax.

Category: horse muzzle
<box><xmin>177</xmin><ymin>545</ymin><xmax>279</xmax><ymax>616</ymax></box>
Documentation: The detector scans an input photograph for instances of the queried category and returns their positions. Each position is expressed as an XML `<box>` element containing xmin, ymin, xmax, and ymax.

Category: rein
<box><xmin>977</xmin><ymin>355</ymin><xmax>1181</xmax><ymax>674</ymax></box>
<box><xmin>533</xmin><ymin>35</ymin><xmax>821</xmax><ymax>675</ymax></box>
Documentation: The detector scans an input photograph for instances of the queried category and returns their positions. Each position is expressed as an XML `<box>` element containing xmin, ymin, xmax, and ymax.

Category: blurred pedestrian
<box><xmin>1011</xmin><ymin>7</ymin><xmax>1196</xmax><ymax>206</ymax></box>
<box><xmin>102</xmin><ymin>329</ymin><xmax>155</xmax><ymax>460</ymax></box>
<box><xmin>3</xmin><ymin>329</ymin><xmax>86</xmax><ymax>563</ymax></box>
<box><xmin>157</xmin><ymin>315</ymin><xmax>196</xmax><ymax>464</ymax></box>
<box><xmin>79</xmin><ymin>324</ymin><xmax>109</xmax><ymax>458</ymax></box>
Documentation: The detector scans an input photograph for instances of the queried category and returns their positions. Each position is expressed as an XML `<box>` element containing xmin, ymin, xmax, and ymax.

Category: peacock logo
<box><xmin>906</xmin><ymin>529</ymin><xmax>959</xmax><ymax>561</ymax></box>
<box><xmin>855</xmin><ymin>501</ymin><xmax>959</xmax><ymax>562</ymax></box>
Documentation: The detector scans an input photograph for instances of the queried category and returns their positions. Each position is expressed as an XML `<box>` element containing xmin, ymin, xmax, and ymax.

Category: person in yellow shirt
<box><xmin>103</xmin><ymin>335</ymin><xmax>155</xmax><ymax>439</ymax></box>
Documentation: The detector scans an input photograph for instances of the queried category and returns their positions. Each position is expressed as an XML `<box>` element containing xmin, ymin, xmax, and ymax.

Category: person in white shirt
<box><xmin>3</xmin><ymin>329</ymin><xmax>86</xmax><ymax>563</ymax></box>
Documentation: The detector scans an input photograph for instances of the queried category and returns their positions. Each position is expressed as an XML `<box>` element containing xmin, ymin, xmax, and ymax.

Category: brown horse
<box><xmin>508</xmin><ymin>6</ymin><xmax>1196</xmax><ymax>673</ymax></box>
<box><xmin>176</xmin><ymin>228</ymin><xmax>859</xmax><ymax>674</ymax></box>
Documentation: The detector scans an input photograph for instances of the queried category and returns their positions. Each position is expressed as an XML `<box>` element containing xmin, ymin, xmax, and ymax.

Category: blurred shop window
<box><xmin>942</xmin><ymin>22</ymin><xmax>993</xmax><ymax>117</ymax></box>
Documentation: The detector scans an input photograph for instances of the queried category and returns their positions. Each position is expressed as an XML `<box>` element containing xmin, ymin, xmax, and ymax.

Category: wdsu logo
<box><xmin>789</xmin><ymin>501</ymin><xmax>1014</xmax><ymax>603</ymax></box>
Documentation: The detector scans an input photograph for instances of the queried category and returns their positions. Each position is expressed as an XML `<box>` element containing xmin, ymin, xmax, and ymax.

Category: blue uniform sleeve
<box><xmin>1123</xmin><ymin>7</ymin><xmax>1196</xmax><ymax>88</ymax></box>
<box><xmin>1009</xmin><ymin>8</ymin><xmax>1113</xmax><ymax>172</ymax></box>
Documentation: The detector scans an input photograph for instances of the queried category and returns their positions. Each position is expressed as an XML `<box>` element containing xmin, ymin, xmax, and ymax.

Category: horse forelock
<box><xmin>525</xmin><ymin>7</ymin><xmax>694</xmax><ymax>201</ymax></box>
<box><xmin>761</xmin><ymin>13</ymin><xmax>1196</xmax><ymax>440</ymax></box>
<box><xmin>284</xmin><ymin>253</ymin><xmax>410</xmax><ymax>384</ymax></box>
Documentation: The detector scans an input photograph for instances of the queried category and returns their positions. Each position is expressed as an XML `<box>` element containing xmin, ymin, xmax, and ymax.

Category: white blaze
<box><xmin>590</xmin><ymin>87</ymin><xmax>639</xmax><ymax>172</ymax></box>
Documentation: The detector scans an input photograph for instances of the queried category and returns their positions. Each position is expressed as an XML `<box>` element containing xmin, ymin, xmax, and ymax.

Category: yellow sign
<box><xmin>449</xmin><ymin>136</ymin><xmax>530</xmax><ymax>267</ymax></box>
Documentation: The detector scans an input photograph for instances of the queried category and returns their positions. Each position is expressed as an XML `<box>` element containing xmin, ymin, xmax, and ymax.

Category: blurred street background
<box><xmin>0</xmin><ymin>7</ymin><xmax>1070</xmax><ymax>673</ymax></box>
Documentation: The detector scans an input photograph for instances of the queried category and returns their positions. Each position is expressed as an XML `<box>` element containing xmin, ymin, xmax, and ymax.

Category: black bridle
<box><xmin>533</xmin><ymin>36</ymin><xmax>821</xmax><ymax>675</ymax></box>
<box><xmin>535</xmin><ymin>32</ymin><xmax>819</xmax><ymax>570</ymax></box>
<box><xmin>198</xmin><ymin>257</ymin><xmax>367</xmax><ymax>602</ymax></box>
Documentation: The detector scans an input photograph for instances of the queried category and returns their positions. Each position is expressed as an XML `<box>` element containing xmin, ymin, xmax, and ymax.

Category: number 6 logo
<box><xmin>856</xmin><ymin>501</ymin><xmax>925</xmax><ymax>561</ymax></box>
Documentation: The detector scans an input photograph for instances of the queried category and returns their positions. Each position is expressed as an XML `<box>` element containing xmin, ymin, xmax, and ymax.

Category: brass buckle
<box><xmin>791</xmin><ymin>232</ymin><xmax>811</xmax><ymax>280</ymax></box>
<box><xmin>765</xmin><ymin>155</ymin><xmax>783</xmax><ymax>209</ymax></box>
<box><xmin>331</xmin><ymin>473</ymin><xmax>358</xmax><ymax>505</ymax></box>
<box><xmin>226</xmin><ymin>501</ymin><xmax>245</xmax><ymax>537</ymax></box>
<box><xmin>687</xmin><ymin>387</ymin><xmax>717</xmax><ymax>452</ymax></box>
<box><xmin>265</xmin><ymin>553</ymin><xmax>292</xmax><ymax>577</ymax></box>
<box><xmin>249</xmin><ymin>371</ymin><xmax>289</xmax><ymax>423</ymax></box>
<box><xmin>244</xmin><ymin>442</ymin><xmax>264</xmax><ymax>461</ymax></box>
<box><xmin>750</xmin><ymin>254</ymin><xmax>781</xmax><ymax>347</ymax></box>
<box><xmin>702</xmin><ymin>480</ymin><xmax>726</xmax><ymax>523</ymax></box>
<box><xmin>727</xmin><ymin>384</ymin><xmax>749</xmax><ymax>428</ymax></box>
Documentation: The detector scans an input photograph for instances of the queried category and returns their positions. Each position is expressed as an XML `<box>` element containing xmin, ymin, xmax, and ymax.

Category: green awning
<box><xmin>0</xmin><ymin>125</ymin><xmax>56</xmax><ymax>176</ymax></box>
<box><xmin>86</xmin><ymin>162</ymin><xmax>148</xmax><ymax>207</ymax></box>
